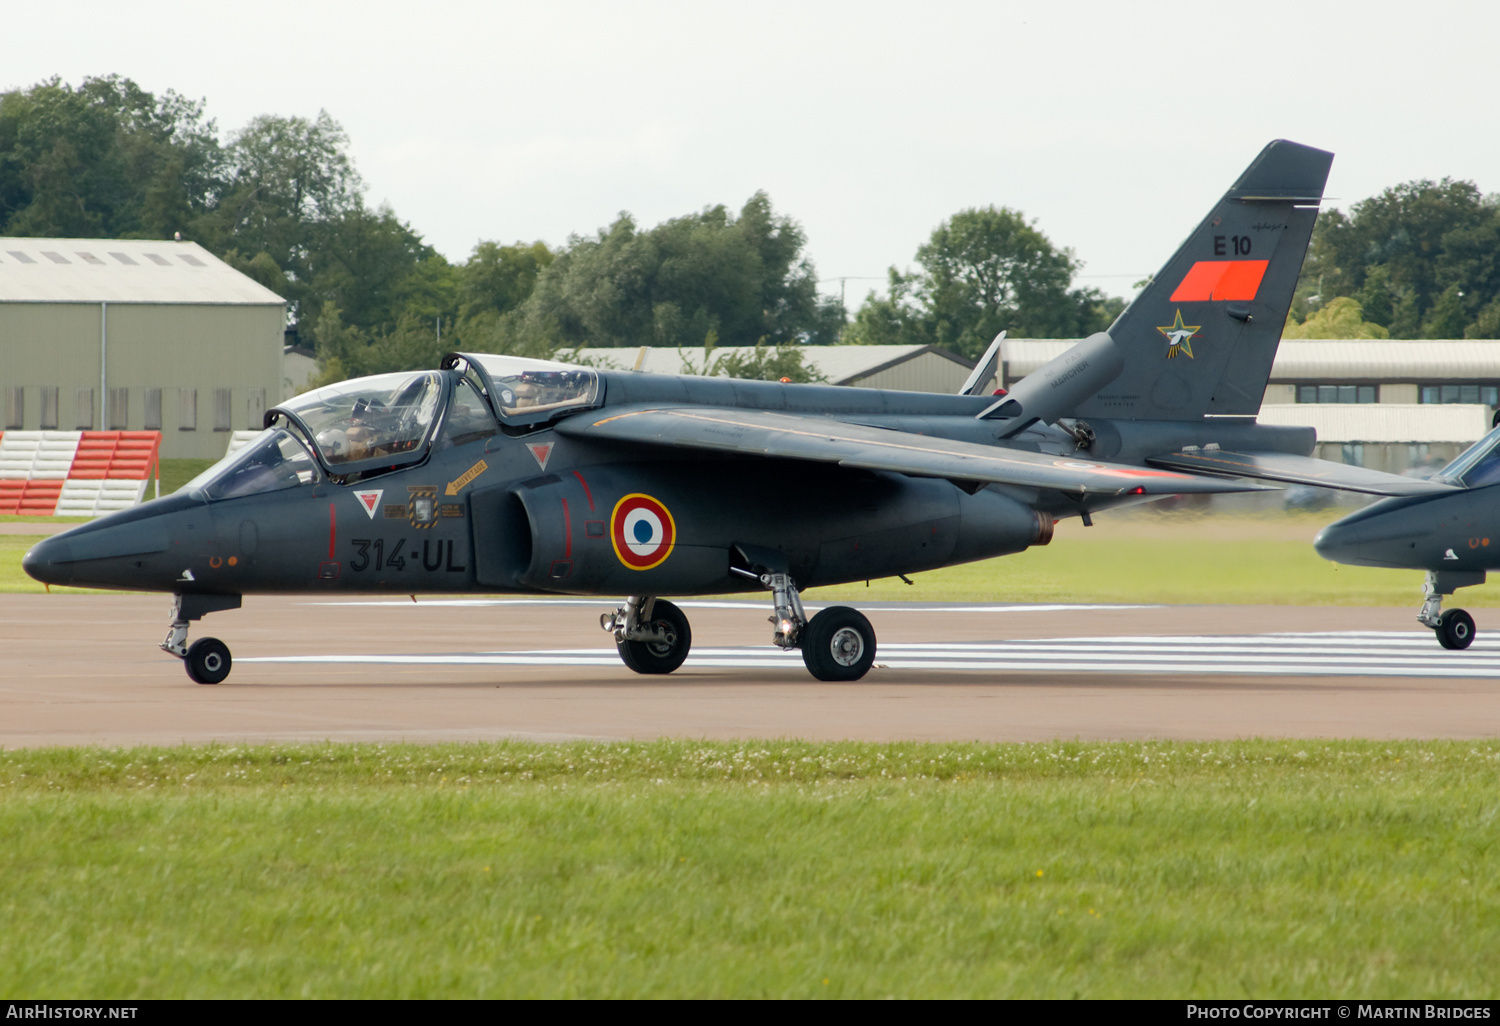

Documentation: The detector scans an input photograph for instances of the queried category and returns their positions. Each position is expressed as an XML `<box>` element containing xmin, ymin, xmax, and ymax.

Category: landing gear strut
<box><xmin>602</xmin><ymin>596</ymin><xmax>692</xmax><ymax>674</ymax></box>
<box><xmin>734</xmin><ymin>567</ymin><xmax>878</xmax><ymax>681</ymax></box>
<box><xmin>1417</xmin><ymin>570</ymin><xmax>1483</xmax><ymax>650</ymax></box>
<box><xmin>160</xmin><ymin>593</ymin><xmax>242</xmax><ymax>684</ymax></box>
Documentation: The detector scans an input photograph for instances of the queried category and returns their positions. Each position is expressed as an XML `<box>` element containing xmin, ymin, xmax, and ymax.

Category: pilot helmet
<box><xmin>316</xmin><ymin>427</ymin><xmax>349</xmax><ymax>458</ymax></box>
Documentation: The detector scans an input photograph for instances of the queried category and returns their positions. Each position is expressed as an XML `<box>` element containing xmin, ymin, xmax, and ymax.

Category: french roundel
<box><xmin>611</xmin><ymin>493</ymin><xmax>677</xmax><ymax>570</ymax></box>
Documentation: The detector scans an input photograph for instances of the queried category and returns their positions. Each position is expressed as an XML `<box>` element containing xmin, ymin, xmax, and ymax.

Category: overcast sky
<box><xmin>10</xmin><ymin>0</ymin><xmax>1499</xmax><ymax>307</ymax></box>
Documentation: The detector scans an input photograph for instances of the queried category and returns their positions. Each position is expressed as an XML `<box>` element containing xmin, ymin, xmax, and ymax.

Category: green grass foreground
<box><xmin>2</xmin><ymin>740</ymin><xmax>1497</xmax><ymax>998</ymax></box>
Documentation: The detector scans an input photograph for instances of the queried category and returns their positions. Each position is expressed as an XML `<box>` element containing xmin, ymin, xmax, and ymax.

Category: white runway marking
<box><xmin>243</xmin><ymin>631</ymin><xmax>1500</xmax><ymax>679</ymax></box>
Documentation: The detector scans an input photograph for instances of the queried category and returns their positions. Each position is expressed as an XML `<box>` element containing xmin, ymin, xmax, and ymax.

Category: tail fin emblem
<box><xmin>1158</xmin><ymin>310</ymin><xmax>1202</xmax><ymax>360</ymax></box>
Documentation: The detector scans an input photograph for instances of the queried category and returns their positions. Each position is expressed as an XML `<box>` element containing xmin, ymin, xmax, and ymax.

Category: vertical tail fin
<box><xmin>1076</xmin><ymin>140</ymin><xmax>1333</xmax><ymax>420</ymax></box>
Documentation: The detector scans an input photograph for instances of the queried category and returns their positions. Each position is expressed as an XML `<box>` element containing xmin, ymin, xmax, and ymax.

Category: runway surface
<box><xmin>3</xmin><ymin>594</ymin><xmax>1498</xmax><ymax>747</ymax></box>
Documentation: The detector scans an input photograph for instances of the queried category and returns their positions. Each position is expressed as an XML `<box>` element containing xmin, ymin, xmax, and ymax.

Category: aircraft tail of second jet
<box><xmin>1073</xmin><ymin>139</ymin><xmax>1333</xmax><ymax>422</ymax></box>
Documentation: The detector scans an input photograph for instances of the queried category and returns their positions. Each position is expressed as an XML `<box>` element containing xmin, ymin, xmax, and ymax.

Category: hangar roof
<box><xmin>0</xmin><ymin>238</ymin><xmax>286</xmax><ymax>306</ymax></box>
<box><xmin>567</xmin><ymin>344</ymin><xmax>969</xmax><ymax>385</ymax></box>
<box><xmin>1001</xmin><ymin>338</ymin><xmax>1500</xmax><ymax>382</ymax></box>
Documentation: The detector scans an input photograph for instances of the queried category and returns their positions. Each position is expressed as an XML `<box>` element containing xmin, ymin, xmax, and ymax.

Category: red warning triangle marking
<box><xmin>354</xmin><ymin>489</ymin><xmax>383</xmax><ymax>519</ymax></box>
<box><xmin>526</xmin><ymin>442</ymin><xmax>554</xmax><ymax>471</ymax></box>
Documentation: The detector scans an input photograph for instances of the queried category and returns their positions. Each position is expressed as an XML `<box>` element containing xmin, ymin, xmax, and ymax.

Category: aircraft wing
<box><xmin>557</xmin><ymin>406</ymin><xmax>1272</xmax><ymax>496</ymax></box>
<box><xmin>1146</xmin><ymin>449</ymin><xmax>1460</xmax><ymax>496</ymax></box>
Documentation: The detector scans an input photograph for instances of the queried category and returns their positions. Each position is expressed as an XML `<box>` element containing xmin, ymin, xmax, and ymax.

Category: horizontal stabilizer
<box><xmin>1146</xmin><ymin>449</ymin><xmax>1460</xmax><ymax>496</ymax></box>
<box><xmin>560</xmin><ymin>405</ymin><xmax>1274</xmax><ymax>496</ymax></box>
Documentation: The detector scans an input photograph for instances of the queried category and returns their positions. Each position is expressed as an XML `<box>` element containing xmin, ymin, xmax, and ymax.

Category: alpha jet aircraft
<box><xmin>1146</xmin><ymin>442</ymin><xmax>1475</xmax><ymax>647</ymax></box>
<box><xmin>26</xmin><ymin>139</ymin><xmax>1337</xmax><ymax>684</ymax></box>
<box><xmin>1303</xmin><ymin>429</ymin><xmax>1500</xmax><ymax>650</ymax></box>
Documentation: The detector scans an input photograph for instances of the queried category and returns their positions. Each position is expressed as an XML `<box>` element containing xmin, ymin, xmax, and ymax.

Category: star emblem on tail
<box><xmin>1157</xmin><ymin>309</ymin><xmax>1202</xmax><ymax>359</ymax></box>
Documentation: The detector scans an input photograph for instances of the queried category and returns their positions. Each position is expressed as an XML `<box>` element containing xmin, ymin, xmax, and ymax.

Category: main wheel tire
<box><xmin>616</xmin><ymin>600</ymin><xmax>692</xmax><ymax>674</ymax></box>
<box><xmin>185</xmin><ymin>637</ymin><xmax>232</xmax><ymax>684</ymax></box>
<box><xmin>801</xmin><ymin>606</ymin><xmax>876</xmax><ymax>682</ymax></box>
<box><xmin>1437</xmin><ymin>608</ymin><xmax>1476</xmax><ymax>650</ymax></box>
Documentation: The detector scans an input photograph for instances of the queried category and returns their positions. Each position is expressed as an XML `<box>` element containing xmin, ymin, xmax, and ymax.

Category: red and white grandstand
<box><xmin>0</xmin><ymin>431</ymin><xmax>161</xmax><ymax>516</ymax></box>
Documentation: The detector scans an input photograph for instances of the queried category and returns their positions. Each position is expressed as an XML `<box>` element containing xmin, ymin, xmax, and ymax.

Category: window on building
<box><xmin>75</xmin><ymin>388</ymin><xmax>94</xmax><ymax>430</ymax></box>
<box><xmin>179</xmin><ymin>388</ymin><xmax>197</xmax><ymax>431</ymax></box>
<box><xmin>246</xmin><ymin>388</ymin><xmax>266</xmax><ymax>430</ymax></box>
<box><xmin>39</xmin><ymin>387</ymin><xmax>58</xmax><ymax>430</ymax></box>
<box><xmin>4</xmin><ymin>387</ymin><xmax>21</xmax><ymax>429</ymax></box>
<box><xmin>214</xmin><ymin>388</ymin><xmax>232</xmax><ymax>432</ymax></box>
<box><xmin>1298</xmin><ymin>384</ymin><xmax>1377</xmax><ymax>403</ymax></box>
<box><xmin>1421</xmin><ymin>384</ymin><xmax>1500</xmax><ymax>405</ymax></box>
<box><xmin>108</xmin><ymin>388</ymin><xmax>129</xmax><ymax>430</ymax></box>
<box><xmin>1341</xmin><ymin>443</ymin><xmax>1365</xmax><ymax>467</ymax></box>
<box><xmin>144</xmin><ymin>388</ymin><xmax>162</xmax><ymax>431</ymax></box>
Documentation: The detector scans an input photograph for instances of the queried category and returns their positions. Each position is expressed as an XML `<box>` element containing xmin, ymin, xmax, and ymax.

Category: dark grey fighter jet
<box><xmin>1145</xmin><ymin>441</ymin><xmax>1478</xmax><ymax>648</ymax></box>
<box><xmin>25</xmin><ymin>140</ymin><xmax>1341</xmax><ymax>684</ymax></box>
<box><xmin>1302</xmin><ymin>431</ymin><xmax>1500</xmax><ymax>650</ymax></box>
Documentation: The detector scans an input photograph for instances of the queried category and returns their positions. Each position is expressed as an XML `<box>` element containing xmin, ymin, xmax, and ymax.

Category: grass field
<box><xmin>1</xmin><ymin>739</ymin><xmax>1496</xmax><ymax>998</ymax></box>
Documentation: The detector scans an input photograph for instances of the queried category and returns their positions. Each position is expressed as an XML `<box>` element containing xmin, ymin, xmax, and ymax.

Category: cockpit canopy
<box><xmin>445</xmin><ymin>353</ymin><xmax>601</xmax><ymax>428</ymax></box>
<box><xmin>1440</xmin><ymin>423</ymin><xmax>1500</xmax><ymax>488</ymax></box>
<box><xmin>188</xmin><ymin>355</ymin><xmax>602</xmax><ymax>499</ymax></box>
<box><xmin>272</xmin><ymin>370</ymin><xmax>447</xmax><ymax>480</ymax></box>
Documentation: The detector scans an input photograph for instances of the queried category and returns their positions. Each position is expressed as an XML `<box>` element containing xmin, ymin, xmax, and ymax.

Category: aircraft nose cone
<box><xmin>1312</xmin><ymin>522</ymin><xmax>1351</xmax><ymax>564</ymax></box>
<box><xmin>22</xmin><ymin>534</ymin><xmax>73</xmax><ymax>586</ymax></box>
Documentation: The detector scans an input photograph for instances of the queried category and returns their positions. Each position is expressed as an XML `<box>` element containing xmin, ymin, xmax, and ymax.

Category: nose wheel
<box><xmin>185</xmin><ymin>638</ymin><xmax>233</xmax><ymax>684</ymax></box>
<box><xmin>1436</xmin><ymin>609</ymin><xmax>1476</xmax><ymax>651</ymax></box>
<box><xmin>1418</xmin><ymin>571</ymin><xmax>1479</xmax><ymax>650</ymax></box>
<box><xmin>160</xmin><ymin>593</ymin><xmax>242</xmax><ymax>684</ymax></box>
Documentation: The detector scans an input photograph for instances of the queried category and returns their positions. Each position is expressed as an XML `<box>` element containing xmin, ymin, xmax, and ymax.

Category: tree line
<box><xmin>4</xmin><ymin>76</ymin><xmax>1497</xmax><ymax>390</ymax></box>
<box><xmin>1288</xmin><ymin>179</ymin><xmax>1500</xmax><ymax>340</ymax></box>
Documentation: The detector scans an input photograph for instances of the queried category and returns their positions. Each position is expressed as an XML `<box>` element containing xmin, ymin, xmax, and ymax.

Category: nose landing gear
<box><xmin>160</xmin><ymin>593</ymin><xmax>242</xmax><ymax>684</ymax></box>
<box><xmin>1417</xmin><ymin>570</ymin><xmax>1483</xmax><ymax>650</ymax></box>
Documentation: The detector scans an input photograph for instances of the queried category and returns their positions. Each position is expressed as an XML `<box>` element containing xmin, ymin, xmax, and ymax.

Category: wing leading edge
<box><xmin>1146</xmin><ymin>449</ymin><xmax>1459</xmax><ymax>496</ymax></box>
<box><xmin>556</xmin><ymin>406</ymin><xmax>1272</xmax><ymax>496</ymax></box>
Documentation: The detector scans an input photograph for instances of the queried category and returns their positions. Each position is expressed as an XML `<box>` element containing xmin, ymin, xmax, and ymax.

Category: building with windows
<box><xmin>0</xmin><ymin>238</ymin><xmax>286</xmax><ymax>459</ymax></box>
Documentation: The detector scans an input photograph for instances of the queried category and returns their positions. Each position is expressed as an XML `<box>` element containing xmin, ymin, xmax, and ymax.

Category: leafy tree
<box><xmin>222</xmin><ymin>249</ymin><xmax>287</xmax><ymax>297</ymax></box>
<box><xmin>459</xmin><ymin>240</ymin><xmax>555</xmax><ymax>322</ymax></box>
<box><xmin>843</xmin><ymin>207</ymin><xmax>1115</xmax><ymax>358</ymax></box>
<box><xmin>1301</xmin><ymin>179</ymin><xmax>1500</xmax><ymax>338</ymax></box>
<box><xmin>300</xmin><ymin>203</ymin><xmax>444</xmax><ymax>331</ymax></box>
<box><xmin>0</xmin><ymin>75</ymin><xmax>223</xmax><ymax>239</ymax></box>
<box><xmin>1467</xmin><ymin>298</ymin><xmax>1500</xmax><ymax>340</ymax></box>
<box><xmin>1283</xmin><ymin>297</ymin><xmax>1389</xmax><ymax>339</ymax></box>
<box><xmin>502</xmin><ymin>193</ymin><xmax>843</xmax><ymax>352</ymax></box>
<box><xmin>308</xmin><ymin>304</ymin><xmax>449</xmax><ymax>388</ymax></box>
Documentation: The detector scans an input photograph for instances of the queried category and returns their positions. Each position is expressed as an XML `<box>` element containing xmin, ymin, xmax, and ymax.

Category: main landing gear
<box><xmin>602</xmin><ymin>572</ymin><xmax>878</xmax><ymax>681</ymax></box>
<box><xmin>1417</xmin><ymin>570</ymin><xmax>1482</xmax><ymax>650</ymax></box>
<box><xmin>160</xmin><ymin>593</ymin><xmax>242</xmax><ymax>684</ymax></box>
<box><xmin>601</xmin><ymin>596</ymin><xmax>693</xmax><ymax>674</ymax></box>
